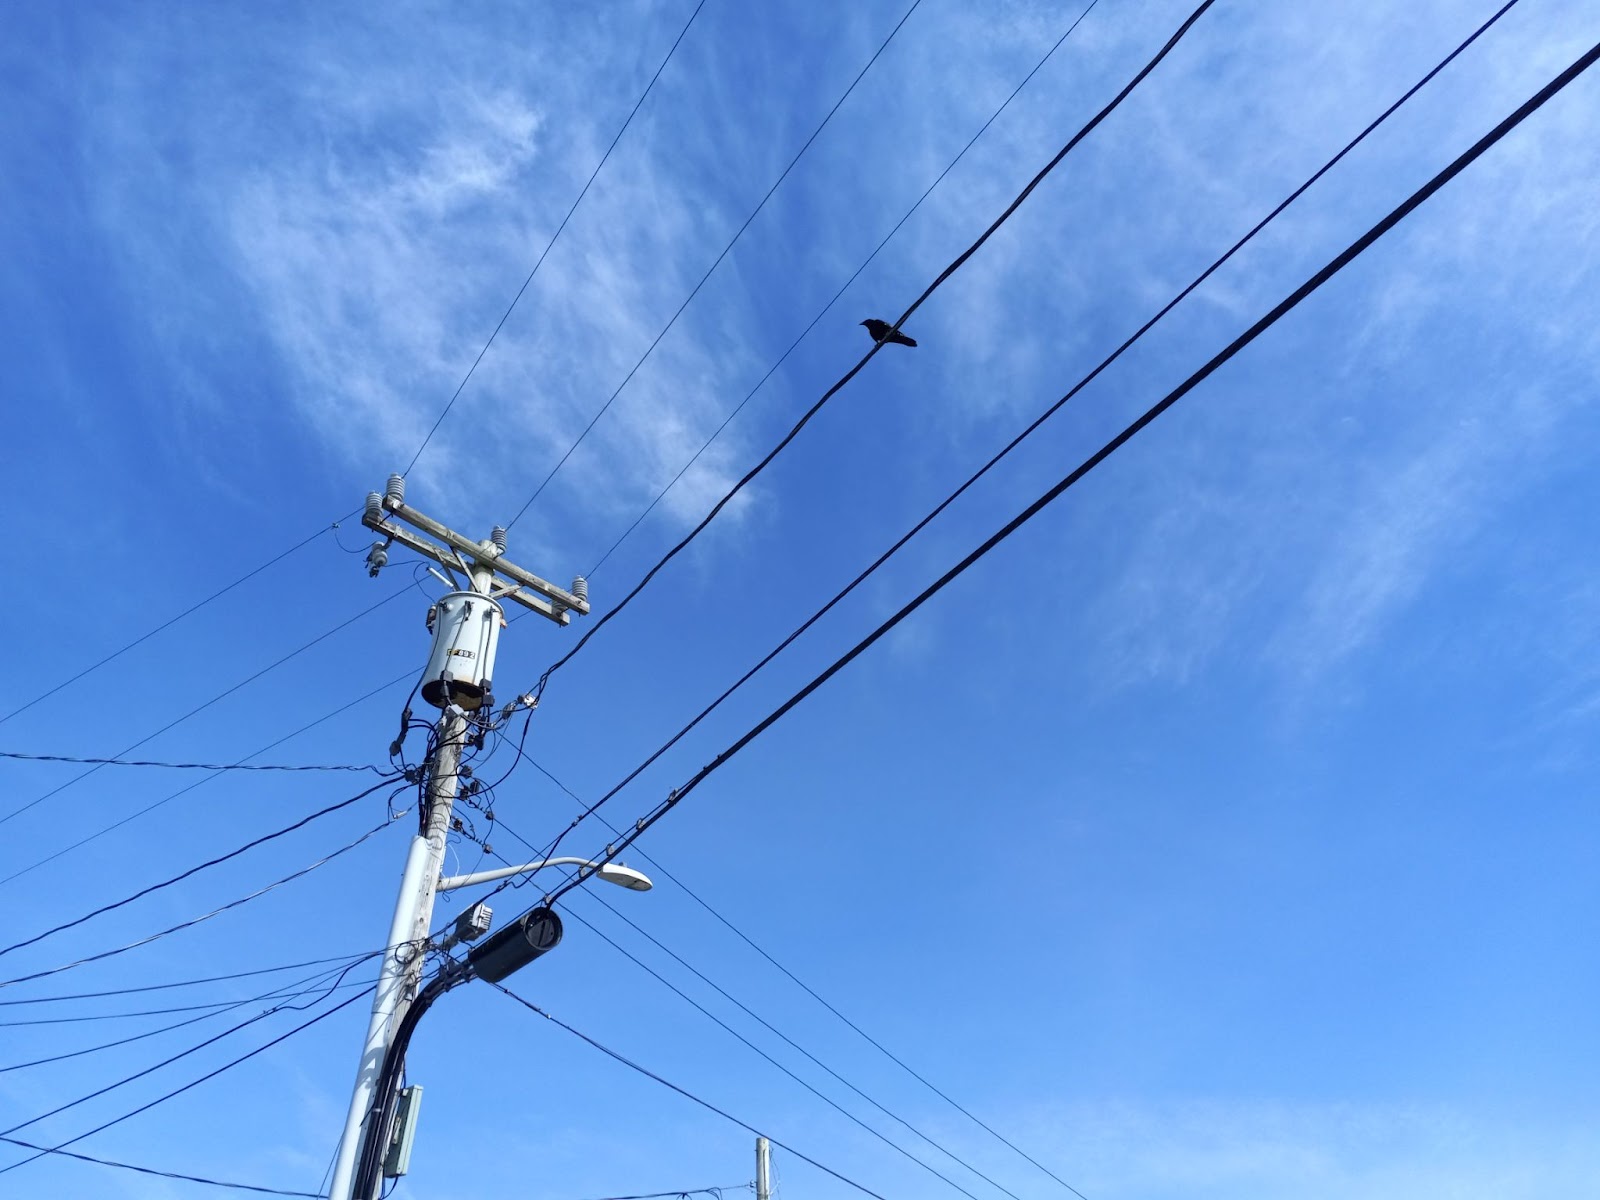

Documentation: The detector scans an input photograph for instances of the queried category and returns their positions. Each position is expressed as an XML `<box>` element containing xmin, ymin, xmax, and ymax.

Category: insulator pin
<box><xmin>385</xmin><ymin>474</ymin><xmax>405</xmax><ymax>507</ymax></box>
<box><xmin>490</xmin><ymin>526</ymin><xmax>507</xmax><ymax>553</ymax></box>
<box><xmin>364</xmin><ymin>492</ymin><xmax>383</xmax><ymax>522</ymax></box>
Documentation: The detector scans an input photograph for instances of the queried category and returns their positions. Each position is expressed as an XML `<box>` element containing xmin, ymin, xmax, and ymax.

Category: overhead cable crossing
<box><xmin>502</xmin><ymin>0</ymin><xmax>929</xmax><ymax>531</ymax></box>
<box><xmin>0</xmin><ymin>985</ymin><xmax>374</xmax><ymax>1180</ymax></box>
<box><xmin>514</xmin><ymin>0</ymin><xmax>1527</xmax><ymax>894</ymax></box>
<box><xmin>526</xmin><ymin>0</ymin><xmax>1215</xmax><ymax>699</ymax></box>
<box><xmin>586</xmin><ymin>0</ymin><xmax>1101</xmax><ymax>578</ymax></box>
<box><xmin>404</xmin><ymin>0</ymin><xmax>712</xmax><ymax>475</ymax></box>
<box><xmin>537</xmin><ymin>27</ymin><xmax>1600</xmax><ymax>917</ymax></box>
<box><xmin>493</xmin><ymin>983</ymin><xmax>892</xmax><ymax>1200</ymax></box>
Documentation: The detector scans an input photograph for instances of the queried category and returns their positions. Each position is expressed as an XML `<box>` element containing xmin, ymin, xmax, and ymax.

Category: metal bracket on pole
<box><xmin>361</xmin><ymin>477</ymin><xmax>590</xmax><ymax>625</ymax></box>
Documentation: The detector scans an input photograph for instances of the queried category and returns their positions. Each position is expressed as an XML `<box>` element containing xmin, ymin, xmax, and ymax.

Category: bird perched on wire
<box><xmin>861</xmin><ymin>318</ymin><xmax>917</xmax><ymax>348</ymax></box>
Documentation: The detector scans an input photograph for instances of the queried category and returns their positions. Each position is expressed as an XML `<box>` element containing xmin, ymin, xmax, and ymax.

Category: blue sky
<box><xmin>3</xmin><ymin>1</ymin><xmax>1598</xmax><ymax>1197</ymax></box>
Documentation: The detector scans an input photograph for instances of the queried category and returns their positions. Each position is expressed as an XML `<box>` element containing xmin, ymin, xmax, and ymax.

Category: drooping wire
<box><xmin>403</xmin><ymin>0</ymin><xmax>713</xmax><ymax>477</ymax></box>
<box><xmin>483</xmin><ymin>731</ymin><xmax>1080</xmax><ymax>1194</ymax></box>
<box><xmin>503</xmin><ymin>0</ymin><xmax>929</xmax><ymax>532</ymax></box>
<box><xmin>538</xmin><ymin>26</ymin><xmax>1600</xmax><ymax>916</ymax></box>
<box><xmin>515</xmin><ymin>0</ymin><xmax>1528</xmax><ymax>918</ymax></box>
<box><xmin>561</xmin><ymin>904</ymin><xmax>992</xmax><ymax>1200</ymax></box>
<box><xmin>586</xmin><ymin>0</ymin><xmax>1101</xmax><ymax>578</ymax></box>
<box><xmin>0</xmin><ymin>749</ymin><xmax>382</xmax><ymax>773</ymax></box>
<box><xmin>0</xmin><ymin>664</ymin><xmax>421</xmax><ymax>888</ymax></box>
<box><xmin>0</xmin><ymin>1134</ymin><xmax>325</xmax><ymax>1198</ymax></box>
<box><xmin>0</xmin><ymin>950</ymin><xmax>387</xmax><ymax>1006</ymax></box>
<box><xmin>0</xmin><ymin>776</ymin><xmax>401</xmax><ymax>959</ymax></box>
<box><xmin>0</xmin><ymin>806</ymin><xmax>404</xmax><ymax>989</ymax></box>
<box><xmin>471</xmin><ymin>800</ymin><xmax>1041</xmax><ymax>1200</ymax></box>
<box><xmin>573</xmin><ymin>1189</ymin><xmax>749</xmax><ymax>1200</ymax></box>
<box><xmin>0</xmin><ymin>969</ymin><xmax>374</xmax><ymax>1029</ymax></box>
<box><xmin>0</xmin><ymin>959</ymin><xmax>375</xmax><ymax>1073</ymax></box>
<box><xmin>0</xmin><ymin>581</ymin><xmax>416</xmax><ymax>830</ymax></box>
<box><xmin>0</xmin><ymin>957</ymin><xmax>369</xmax><ymax>1137</ymax></box>
<box><xmin>0</xmin><ymin>517</ymin><xmax>350</xmax><ymax>730</ymax></box>
<box><xmin>578</xmin><ymin>887</ymin><xmax>1035</xmax><ymax>1200</ymax></box>
<box><xmin>492</xmin><ymin>983</ymin><xmax>891</xmax><ymax>1200</ymax></box>
<box><xmin>525</xmin><ymin>0</ymin><xmax>1215</xmax><ymax>698</ymax></box>
<box><xmin>0</xmin><ymin>985</ymin><xmax>374</xmax><ymax>1179</ymax></box>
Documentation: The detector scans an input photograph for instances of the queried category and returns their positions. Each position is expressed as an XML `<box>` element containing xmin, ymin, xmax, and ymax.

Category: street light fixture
<box><xmin>348</xmin><ymin>858</ymin><xmax>651</xmax><ymax>1199</ymax></box>
<box><xmin>437</xmin><ymin>856</ymin><xmax>653</xmax><ymax>893</ymax></box>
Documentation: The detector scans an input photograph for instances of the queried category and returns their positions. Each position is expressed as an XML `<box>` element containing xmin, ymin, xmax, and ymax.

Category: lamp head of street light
<box><xmin>596</xmin><ymin>862</ymin><xmax>652</xmax><ymax>892</ymax></box>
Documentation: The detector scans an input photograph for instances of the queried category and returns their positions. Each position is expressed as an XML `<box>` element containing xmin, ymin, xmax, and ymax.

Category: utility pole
<box><xmin>328</xmin><ymin>475</ymin><xmax>590</xmax><ymax>1200</ymax></box>
<box><xmin>756</xmin><ymin>1136</ymin><xmax>772</xmax><ymax>1200</ymax></box>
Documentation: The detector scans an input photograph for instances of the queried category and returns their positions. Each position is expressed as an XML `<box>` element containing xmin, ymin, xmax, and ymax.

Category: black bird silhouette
<box><xmin>861</xmin><ymin>318</ymin><xmax>917</xmax><ymax>348</ymax></box>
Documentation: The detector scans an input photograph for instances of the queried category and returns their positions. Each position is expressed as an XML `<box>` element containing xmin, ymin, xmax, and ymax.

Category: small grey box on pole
<box><xmin>756</xmin><ymin>1136</ymin><xmax>772</xmax><ymax>1200</ymax></box>
<box><xmin>328</xmin><ymin>475</ymin><xmax>589</xmax><ymax>1200</ymax></box>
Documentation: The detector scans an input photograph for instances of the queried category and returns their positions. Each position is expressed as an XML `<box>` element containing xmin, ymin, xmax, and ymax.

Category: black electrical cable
<box><xmin>526</xmin><ymin>0</ymin><xmax>1214</xmax><ymax>694</ymax></box>
<box><xmin>0</xmin><ymin>809</ymin><xmax>403</xmax><ymax>988</ymax></box>
<box><xmin>562</xmin><ymin>905</ymin><xmax>988</xmax><ymax>1200</ymax></box>
<box><xmin>0</xmin><ymin>958</ymin><xmax>368</xmax><ymax>1139</ymax></box>
<box><xmin>0</xmin><ymin>581</ymin><xmax>416</xmax><ymax>830</ymax></box>
<box><xmin>0</xmin><ymin>950</ymin><xmax>386</xmax><ymax>1006</ymax></box>
<box><xmin>0</xmin><ymin>984</ymin><xmax>374</xmax><ymax>1179</ymax></box>
<box><xmin>0</xmin><ymin>976</ymin><xmax>372</xmax><ymax>1028</ymax></box>
<box><xmin>0</xmin><ymin>961</ymin><xmax>375</xmax><ymax>1073</ymax></box>
<box><xmin>0</xmin><ymin>1134</ymin><xmax>325</xmax><ymax>1198</ymax></box>
<box><xmin>482</xmin><ymin>730</ymin><xmax>1081</xmax><ymax>1196</ymax></box>
<box><xmin>0</xmin><ymin>749</ymin><xmax>381</xmax><ymax>773</ymax></box>
<box><xmin>0</xmin><ymin>664</ymin><xmax>421</xmax><ymax>888</ymax></box>
<box><xmin>403</xmin><ymin>0</ymin><xmax>712</xmax><ymax>476</ymax></box>
<box><xmin>503</xmin><ymin>0</ymin><xmax>928</xmax><ymax>532</ymax></box>
<box><xmin>0</xmin><ymin>776</ymin><xmax>400</xmax><ymax>959</ymax></box>
<box><xmin>540</xmin><ymin>30</ymin><xmax>1600</xmax><ymax>913</ymax></box>
<box><xmin>577</xmin><ymin>887</ymin><xmax>1033</xmax><ymax>1200</ymax></box>
<box><xmin>516</xmin><ymin>0</ymin><xmax>1530</xmax><ymax>914</ymax></box>
<box><xmin>0</xmin><ymin>518</ymin><xmax>350</xmax><ymax>731</ymax></box>
<box><xmin>349</xmin><ymin>966</ymin><xmax>464</xmax><ymax>1200</ymax></box>
<box><xmin>571</xmin><ymin>1188</ymin><xmax>749</xmax><ymax>1200</ymax></box>
<box><xmin>493</xmin><ymin>984</ymin><xmax>891</xmax><ymax>1200</ymax></box>
<box><xmin>586</xmin><ymin>0</ymin><xmax>1101</xmax><ymax>579</ymax></box>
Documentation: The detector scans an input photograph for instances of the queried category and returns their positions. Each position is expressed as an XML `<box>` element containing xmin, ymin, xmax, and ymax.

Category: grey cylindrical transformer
<box><xmin>420</xmin><ymin>591</ymin><xmax>504</xmax><ymax>710</ymax></box>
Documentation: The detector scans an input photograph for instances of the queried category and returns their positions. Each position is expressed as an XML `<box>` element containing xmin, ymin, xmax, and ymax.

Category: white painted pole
<box><xmin>756</xmin><ymin>1136</ymin><xmax>772</xmax><ymax>1200</ymax></box>
<box><xmin>330</xmin><ymin>708</ymin><xmax>464</xmax><ymax>1200</ymax></box>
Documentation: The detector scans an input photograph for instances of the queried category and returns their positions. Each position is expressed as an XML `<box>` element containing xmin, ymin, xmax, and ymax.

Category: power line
<box><xmin>0</xmin><ymin>984</ymin><xmax>373</xmax><ymax>1179</ymax></box>
<box><xmin>403</xmin><ymin>0</ymin><xmax>712</xmax><ymax>476</ymax></box>
<box><xmin>481</xmin><ymin>802</ymin><xmax>1033</xmax><ymax>1200</ymax></box>
<box><xmin>0</xmin><ymin>813</ymin><xmax>401</xmax><ymax>989</ymax></box>
<box><xmin>523</xmin><ymin>0</ymin><xmax>1528</xmax><ymax>939</ymax></box>
<box><xmin>540</xmin><ymin>26</ymin><xmax>1600</xmax><ymax>916</ymax></box>
<box><xmin>0</xmin><ymin>1135</ymin><xmax>324</xmax><ymax>1198</ymax></box>
<box><xmin>586</xmin><ymin>0</ymin><xmax>1101</xmax><ymax>578</ymax></box>
<box><xmin>0</xmin><ymin>776</ymin><xmax>400</xmax><ymax>960</ymax></box>
<box><xmin>0</xmin><ymin>959</ymin><xmax>367</xmax><ymax>1138</ymax></box>
<box><xmin>0</xmin><ymin>519</ymin><xmax>344</xmax><ymax>731</ymax></box>
<box><xmin>0</xmin><ymin>664</ymin><xmax>419</xmax><ymax>889</ymax></box>
<box><xmin>0</xmin><ymin>974</ymin><xmax>373</xmax><ymax>1030</ymax></box>
<box><xmin>0</xmin><ymin>749</ymin><xmax>381</xmax><ymax>773</ymax></box>
<box><xmin>562</xmin><ymin>904</ymin><xmax>991</xmax><ymax>1200</ymax></box>
<box><xmin>0</xmin><ymin>963</ymin><xmax>374</xmax><ymax>1073</ymax></box>
<box><xmin>571</xmin><ymin>1188</ymin><xmax>750</xmax><ymax>1200</ymax></box>
<box><xmin>0</xmin><ymin>581</ymin><xmax>415</xmax><ymax>830</ymax></box>
<box><xmin>486</xmin><ymin>737</ymin><xmax>1082</xmax><ymax>1197</ymax></box>
<box><xmin>503</xmin><ymin>0</ymin><xmax>928</xmax><ymax>532</ymax></box>
<box><xmin>0</xmin><ymin>950</ymin><xmax>385</xmax><ymax>1006</ymax></box>
<box><xmin>527</xmin><ymin>0</ymin><xmax>1214</xmax><ymax>697</ymax></box>
<box><xmin>580</xmin><ymin>888</ymin><xmax>1036</xmax><ymax>1200</ymax></box>
<box><xmin>492</xmin><ymin>983</ymin><xmax>891</xmax><ymax>1200</ymax></box>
